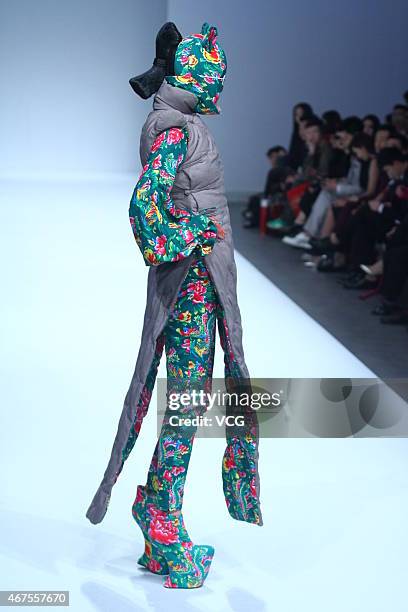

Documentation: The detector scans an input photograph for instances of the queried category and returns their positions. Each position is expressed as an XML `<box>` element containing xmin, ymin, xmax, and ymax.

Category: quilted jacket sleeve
<box><xmin>129</xmin><ymin>126</ymin><xmax>218</xmax><ymax>266</ymax></box>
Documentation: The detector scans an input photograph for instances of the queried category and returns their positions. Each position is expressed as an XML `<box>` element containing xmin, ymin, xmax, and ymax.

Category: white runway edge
<box><xmin>1</xmin><ymin>176</ymin><xmax>407</xmax><ymax>612</ymax></box>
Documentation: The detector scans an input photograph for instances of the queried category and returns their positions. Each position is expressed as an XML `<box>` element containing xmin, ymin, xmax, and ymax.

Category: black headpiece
<box><xmin>129</xmin><ymin>22</ymin><xmax>183</xmax><ymax>99</ymax></box>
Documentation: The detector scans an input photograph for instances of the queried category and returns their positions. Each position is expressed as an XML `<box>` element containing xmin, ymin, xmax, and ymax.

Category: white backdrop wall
<box><xmin>1</xmin><ymin>0</ymin><xmax>407</xmax><ymax>189</ymax></box>
<box><xmin>0</xmin><ymin>0</ymin><xmax>166</xmax><ymax>176</ymax></box>
<box><xmin>168</xmin><ymin>0</ymin><xmax>408</xmax><ymax>192</ymax></box>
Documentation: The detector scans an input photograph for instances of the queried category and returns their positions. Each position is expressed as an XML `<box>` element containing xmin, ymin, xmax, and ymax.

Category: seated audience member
<box><xmin>371</xmin><ymin>217</ymin><xmax>408</xmax><ymax>325</ymax></box>
<box><xmin>301</xmin><ymin>117</ymin><xmax>333</xmax><ymax>179</ymax></box>
<box><xmin>326</xmin><ymin>130</ymin><xmax>351</xmax><ymax>179</ymax></box>
<box><xmin>283</xmin><ymin>117</ymin><xmax>363</xmax><ymax>249</ymax></box>
<box><xmin>286</xmin><ymin>128</ymin><xmax>350</xmax><ymax>236</ymax></box>
<box><xmin>374</xmin><ymin>124</ymin><xmax>394</xmax><ymax>153</ymax></box>
<box><xmin>242</xmin><ymin>146</ymin><xmax>289</xmax><ymax>228</ymax></box>
<box><xmin>288</xmin><ymin>102</ymin><xmax>314</xmax><ymax>171</ymax></box>
<box><xmin>362</xmin><ymin>114</ymin><xmax>380</xmax><ymax>137</ymax></box>
<box><xmin>341</xmin><ymin>147</ymin><xmax>408</xmax><ymax>288</ymax></box>
<box><xmin>385</xmin><ymin>133</ymin><xmax>408</xmax><ymax>153</ymax></box>
<box><xmin>310</xmin><ymin>133</ymin><xmax>379</xmax><ymax>270</ymax></box>
<box><xmin>391</xmin><ymin>104</ymin><xmax>408</xmax><ymax>137</ymax></box>
<box><xmin>322</xmin><ymin>110</ymin><xmax>342</xmax><ymax>139</ymax></box>
<box><xmin>267</xmin><ymin>117</ymin><xmax>333</xmax><ymax>231</ymax></box>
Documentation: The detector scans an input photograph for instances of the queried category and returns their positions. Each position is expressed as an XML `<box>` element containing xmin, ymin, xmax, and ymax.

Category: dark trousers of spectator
<box><xmin>337</xmin><ymin>204</ymin><xmax>394</xmax><ymax>268</ymax></box>
<box><xmin>333</xmin><ymin>201</ymin><xmax>360</xmax><ymax>237</ymax></box>
<box><xmin>246</xmin><ymin>193</ymin><xmax>261</xmax><ymax>225</ymax></box>
<box><xmin>299</xmin><ymin>185</ymin><xmax>320</xmax><ymax>217</ymax></box>
<box><xmin>381</xmin><ymin>245</ymin><xmax>408</xmax><ymax>302</ymax></box>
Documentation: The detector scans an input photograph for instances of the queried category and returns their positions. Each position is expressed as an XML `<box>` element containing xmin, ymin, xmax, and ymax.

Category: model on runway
<box><xmin>86</xmin><ymin>21</ymin><xmax>262</xmax><ymax>589</ymax></box>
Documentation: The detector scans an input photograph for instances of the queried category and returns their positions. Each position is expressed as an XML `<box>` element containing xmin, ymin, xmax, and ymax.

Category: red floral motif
<box><xmin>159</xmin><ymin>169</ymin><xmax>172</xmax><ymax>180</ymax></box>
<box><xmin>152</xmin><ymin>154</ymin><xmax>162</xmax><ymax>169</ymax></box>
<box><xmin>145</xmin><ymin>250</ymin><xmax>158</xmax><ymax>265</ymax></box>
<box><xmin>181</xmin><ymin>338</ymin><xmax>191</xmax><ymax>352</ymax></box>
<box><xmin>148</xmin><ymin>512</ymin><xmax>179</xmax><ymax>545</ymax></box>
<box><xmin>167</xmin><ymin>128</ymin><xmax>184</xmax><ymax>145</ymax></box>
<box><xmin>224</xmin><ymin>449</ymin><xmax>236</xmax><ymax>470</ymax></box>
<box><xmin>178</xmin><ymin>443</ymin><xmax>190</xmax><ymax>455</ymax></box>
<box><xmin>135</xmin><ymin>487</ymin><xmax>144</xmax><ymax>505</ymax></box>
<box><xmin>154</xmin><ymin>235</ymin><xmax>167</xmax><ymax>255</ymax></box>
<box><xmin>182</xmin><ymin>229</ymin><xmax>194</xmax><ymax>243</ymax></box>
<box><xmin>148</xmin><ymin>558</ymin><xmax>162</xmax><ymax>573</ymax></box>
<box><xmin>250</xmin><ymin>477</ymin><xmax>257</xmax><ymax>498</ymax></box>
<box><xmin>171</xmin><ymin>465</ymin><xmax>185</xmax><ymax>476</ymax></box>
<box><xmin>187</xmin><ymin>280</ymin><xmax>206</xmax><ymax>304</ymax></box>
<box><xmin>151</xmin><ymin>131</ymin><xmax>166</xmax><ymax>152</ymax></box>
<box><xmin>163</xmin><ymin>469</ymin><xmax>172</xmax><ymax>482</ymax></box>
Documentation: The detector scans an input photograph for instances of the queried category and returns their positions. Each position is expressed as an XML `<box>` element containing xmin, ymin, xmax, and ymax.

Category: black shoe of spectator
<box><xmin>342</xmin><ymin>273</ymin><xmax>377</xmax><ymax>289</ymax></box>
<box><xmin>243</xmin><ymin>220</ymin><xmax>257</xmax><ymax>229</ymax></box>
<box><xmin>336</xmin><ymin>270</ymin><xmax>361</xmax><ymax>284</ymax></box>
<box><xmin>372</xmin><ymin>303</ymin><xmax>400</xmax><ymax>316</ymax></box>
<box><xmin>310</xmin><ymin>237</ymin><xmax>336</xmax><ymax>253</ymax></box>
<box><xmin>340</xmin><ymin>270</ymin><xmax>365</xmax><ymax>287</ymax></box>
<box><xmin>286</xmin><ymin>224</ymin><xmax>303</xmax><ymax>237</ymax></box>
<box><xmin>317</xmin><ymin>253</ymin><xmax>346</xmax><ymax>273</ymax></box>
<box><xmin>380</xmin><ymin>312</ymin><xmax>408</xmax><ymax>325</ymax></box>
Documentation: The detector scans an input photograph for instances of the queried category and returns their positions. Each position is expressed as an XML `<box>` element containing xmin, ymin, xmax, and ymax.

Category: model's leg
<box><xmin>130</xmin><ymin>334</ymin><xmax>169</xmax><ymax>575</ymax></box>
<box><xmin>136</xmin><ymin>254</ymin><xmax>218</xmax><ymax>587</ymax></box>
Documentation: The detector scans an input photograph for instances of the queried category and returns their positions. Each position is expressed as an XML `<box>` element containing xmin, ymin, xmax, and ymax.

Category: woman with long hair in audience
<box><xmin>288</xmin><ymin>102</ymin><xmax>314</xmax><ymax>171</ymax></box>
<box><xmin>363</xmin><ymin>114</ymin><xmax>380</xmax><ymax>137</ymax></box>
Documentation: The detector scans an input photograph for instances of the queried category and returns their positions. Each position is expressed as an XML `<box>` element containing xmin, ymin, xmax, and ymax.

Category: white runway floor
<box><xmin>1</xmin><ymin>177</ymin><xmax>407</xmax><ymax>611</ymax></box>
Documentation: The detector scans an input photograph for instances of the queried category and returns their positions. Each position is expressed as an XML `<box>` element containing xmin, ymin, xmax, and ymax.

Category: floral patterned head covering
<box><xmin>165</xmin><ymin>22</ymin><xmax>227</xmax><ymax>115</ymax></box>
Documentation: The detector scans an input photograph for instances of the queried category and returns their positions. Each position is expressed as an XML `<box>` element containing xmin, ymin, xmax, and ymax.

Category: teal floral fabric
<box><xmin>129</xmin><ymin>126</ymin><xmax>218</xmax><ymax>266</ymax></box>
<box><xmin>132</xmin><ymin>483</ymin><xmax>214</xmax><ymax>588</ymax></box>
<box><xmin>165</xmin><ymin>22</ymin><xmax>227</xmax><ymax>115</ymax></box>
<box><xmin>146</xmin><ymin>256</ymin><xmax>218</xmax><ymax>512</ymax></box>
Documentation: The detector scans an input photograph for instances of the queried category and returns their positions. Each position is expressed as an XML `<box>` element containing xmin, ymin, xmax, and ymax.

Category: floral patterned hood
<box><xmin>165</xmin><ymin>22</ymin><xmax>227</xmax><ymax>115</ymax></box>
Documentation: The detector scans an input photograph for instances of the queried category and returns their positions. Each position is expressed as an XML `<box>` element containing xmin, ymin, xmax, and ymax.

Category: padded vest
<box><xmin>139</xmin><ymin>80</ymin><xmax>229</xmax><ymax>221</ymax></box>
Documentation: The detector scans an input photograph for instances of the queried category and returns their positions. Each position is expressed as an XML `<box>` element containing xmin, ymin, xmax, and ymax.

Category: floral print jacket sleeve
<box><xmin>129</xmin><ymin>126</ymin><xmax>218</xmax><ymax>266</ymax></box>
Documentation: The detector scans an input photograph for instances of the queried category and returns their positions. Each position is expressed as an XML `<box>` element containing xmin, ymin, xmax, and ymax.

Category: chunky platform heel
<box><xmin>163</xmin><ymin>543</ymin><xmax>214</xmax><ymax>589</ymax></box>
<box><xmin>132</xmin><ymin>485</ymin><xmax>169</xmax><ymax>575</ymax></box>
<box><xmin>147</xmin><ymin>503</ymin><xmax>215</xmax><ymax>589</ymax></box>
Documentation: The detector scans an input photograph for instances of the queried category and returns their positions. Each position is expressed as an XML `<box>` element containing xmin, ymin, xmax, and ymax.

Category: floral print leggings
<box><xmin>123</xmin><ymin>252</ymin><xmax>261</xmax><ymax>525</ymax></box>
<box><xmin>145</xmin><ymin>253</ymin><xmax>218</xmax><ymax>511</ymax></box>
